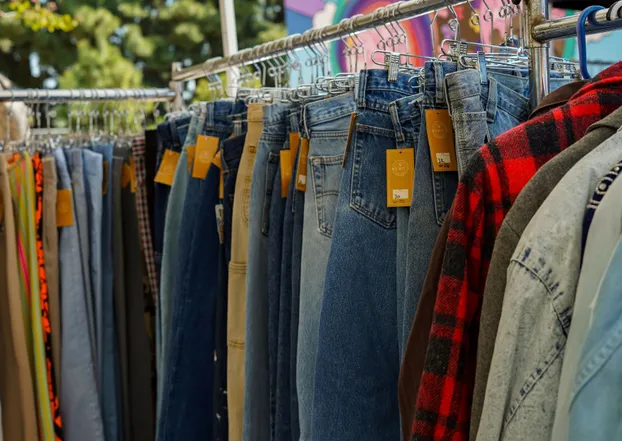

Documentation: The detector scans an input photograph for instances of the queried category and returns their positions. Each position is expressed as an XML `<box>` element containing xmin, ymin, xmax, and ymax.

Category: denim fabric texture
<box><xmin>388</xmin><ymin>93</ymin><xmax>420</xmax><ymax>359</ymax></box>
<box><xmin>157</xmin><ymin>161</ymin><xmax>222</xmax><ymax>441</ymax></box>
<box><xmin>82</xmin><ymin>149</ymin><xmax>103</xmax><ymax>362</ymax></box>
<box><xmin>243</xmin><ymin>102</ymin><xmax>291</xmax><ymax>441</ymax></box>
<box><xmin>569</xmin><ymin>234</ymin><xmax>622</xmax><ymax>441</ymax></box>
<box><xmin>158</xmin><ymin>109</ymin><xmax>205</xmax><ymax>405</ymax></box>
<box><xmin>54</xmin><ymin>148</ymin><xmax>105</xmax><ymax>441</ymax></box>
<box><xmin>312</xmin><ymin>70</ymin><xmax>417</xmax><ymax>441</ymax></box>
<box><xmin>401</xmin><ymin>62</ymin><xmax>459</xmax><ymax>353</ymax></box>
<box><xmin>153</xmin><ymin>115</ymin><xmax>191</xmax><ymax>280</ymax></box>
<box><xmin>296</xmin><ymin>93</ymin><xmax>355</xmax><ymax>441</ymax></box>
<box><xmin>91</xmin><ymin>143</ymin><xmax>122</xmax><ymax>441</ymax></box>
<box><xmin>275</xmin><ymin>109</ymin><xmax>302</xmax><ymax>441</ymax></box>
<box><xmin>214</xmin><ymin>133</ymin><xmax>246</xmax><ymax>441</ymax></box>
<box><xmin>66</xmin><ymin>149</ymin><xmax>97</xmax><ymax>357</ymax></box>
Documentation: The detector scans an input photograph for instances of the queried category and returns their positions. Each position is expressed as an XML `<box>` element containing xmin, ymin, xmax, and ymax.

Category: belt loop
<box><xmin>302</xmin><ymin>103</ymin><xmax>310</xmax><ymax>139</ymax></box>
<box><xmin>357</xmin><ymin>71</ymin><xmax>367</xmax><ymax>109</ymax></box>
<box><xmin>434</xmin><ymin>62</ymin><xmax>445</xmax><ymax>104</ymax></box>
<box><xmin>486</xmin><ymin>77</ymin><xmax>498</xmax><ymax>123</ymax></box>
<box><xmin>389</xmin><ymin>103</ymin><xmax>405</xmax><ymax>143</ymax></box>
<box><xmin>205</xmin><ymin>102</ymin><xmax>215</xmax><ymax>132</ymax></box>
<box><xmin>444</xmin><ymin>75</ymin><xmax>453</xmax><ymax>117</ymax></box>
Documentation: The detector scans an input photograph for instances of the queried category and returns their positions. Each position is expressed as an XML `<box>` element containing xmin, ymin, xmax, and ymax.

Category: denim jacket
<box><xmin>475</xmin><ymin>131</ymin><xmax>622</xmax><ymax>441</ymax></box>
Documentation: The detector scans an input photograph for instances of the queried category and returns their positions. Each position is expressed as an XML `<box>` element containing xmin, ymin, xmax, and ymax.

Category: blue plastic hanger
<box><xmin>576</xmin><ymin>5</ymin><xmax>621</xmax><ymax>79</ymax></box>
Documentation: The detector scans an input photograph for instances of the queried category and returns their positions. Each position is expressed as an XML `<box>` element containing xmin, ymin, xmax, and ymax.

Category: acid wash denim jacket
<box><xmin>475</xmin><ymin>130</ymin><xmax>622</xmax><ymax>441</ymax></box>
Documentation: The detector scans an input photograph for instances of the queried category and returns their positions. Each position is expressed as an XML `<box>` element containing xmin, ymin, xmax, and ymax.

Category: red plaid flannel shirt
<box><xmin>412</xmin><ymin>62</ymin><xmax>622</xmax><ymax>441</ymax></box>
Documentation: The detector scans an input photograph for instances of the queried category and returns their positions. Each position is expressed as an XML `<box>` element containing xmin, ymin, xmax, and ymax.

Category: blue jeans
<box><xmin>214</xmin><ymin>133</ymin><xmax>246</xmax><ymax>441</ymax></box>
<box><xmin>153</xmin><ymin>115</ymin><xmax>191</xmax><ymax>280</ymax></box>
<box><xmin>66</xmin><ymin>149</ymin><xmax>97</xmax><ymax>357</ymax></box>
<box><xmin>297</xmin><ymin>93</ymin><xmax>356</xmax><ymax>441</ymax></box>
<box><xmin>82</xmin><ymin>149</ymin><xmax>103</xmax><ymax>361</ymax></box>
<box><xmin>401</xmin><ymin>62</ymin><xmax>459</xmax><ymax>354</ymax></box>
<box><xmin>312</xmin><ymin>70</ymin><xmax>417</xmax><ymax>441</ymax></box>
<box><xmin>243</xmin><ymin>102</ymin><xmax>291</xmax><ymax>441</ymax></box>
<box><xmin>157</xmin><ymin>161</ymin><xmax>222</xmax><ymax>441</ymax></box>
<box><xmin>54</xmin><ymin>148</ymin><xmax>105</xmax><ymax>441</ymax></box>
<box><xmin>91</xmin><ymin>143</ymin><xmax>123</xmax><ymax>441</ymax></box>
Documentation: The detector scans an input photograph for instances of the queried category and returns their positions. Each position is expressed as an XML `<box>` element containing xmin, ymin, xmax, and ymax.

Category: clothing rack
<box><xmin>171</xmin><ymin>0</ymin><xmax>622</xmax><ymax>109</ymax></box>
<box><xmin>0</xmin><ymin>87</ymin><xmax>177</xmax><ymax>103</ymax></box>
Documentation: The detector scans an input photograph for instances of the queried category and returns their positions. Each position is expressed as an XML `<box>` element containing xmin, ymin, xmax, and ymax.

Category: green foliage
<box><xmin>8</xmin><ymin>1</ymin><xmax>77</xmax><ymax>33</ymax></box>
<box><xmin>0</xmin><ymin>0</ymin><xmax>285</xmax><ymax>100</ymax></box>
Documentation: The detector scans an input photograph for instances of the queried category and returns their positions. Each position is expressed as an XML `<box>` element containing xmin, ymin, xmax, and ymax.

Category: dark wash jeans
<box><xmin>214</xmin><ymin>133</ymin><xmax>246</xmax><ymax>441</ymax></box>
<box><xmin>153</xmin><ymin>115</ymin><xmax>191</xmax><ymax>280</ymax></box>
<box><xmin>157</xmin><ymin>162</ymin><xmax>222</xmax><ymax>441</ymax></box>
<box><xmin>312</xmin><ymin>70</ymin><xmax>417</xmax><ymax>441</ymax></box>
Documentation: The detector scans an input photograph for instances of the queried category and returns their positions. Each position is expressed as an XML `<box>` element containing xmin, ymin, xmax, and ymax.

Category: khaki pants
<box><xmin>0</xmin><ymin>154</ymin><xmax>38</xmax><ymax>441</ymax></box>
<box><xmin>227</xmin><ymin>104</ymin><xmax>264</xmax><ymax>441</ymax></box>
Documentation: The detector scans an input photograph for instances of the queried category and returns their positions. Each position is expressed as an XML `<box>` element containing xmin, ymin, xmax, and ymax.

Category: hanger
<box><xmin>576</xmin><ymin>5</ymin><xmax>619</xmax><ymax>79</ymax></box>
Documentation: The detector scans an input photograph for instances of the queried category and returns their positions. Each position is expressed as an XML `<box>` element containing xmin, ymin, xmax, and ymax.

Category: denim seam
<box><xmin>309</xmin><ymin>130</ymin><xmax>351</xmax><ymax>139</ymax></box>
<box><xmin>356</xmin><ymin>124</ymin><xmax>397</xmax><ymax>139</ymax></box>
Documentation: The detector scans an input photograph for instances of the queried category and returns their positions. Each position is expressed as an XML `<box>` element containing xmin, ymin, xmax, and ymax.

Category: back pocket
<box><xmin>349</xmin><ymin>125</ymin><xmax>396</xmax><ymax>229</ymax></box>
<box><xmin>310</xmin><ymin>154</ymin><xmax>344</xmax><ymax>238</ymax></box>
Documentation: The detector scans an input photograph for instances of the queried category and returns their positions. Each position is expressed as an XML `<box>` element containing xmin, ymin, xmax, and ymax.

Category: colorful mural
<box><xmin>284</xmin><ymin>0</ymin><xmax>622</xmax><ymax>77</ymax></box>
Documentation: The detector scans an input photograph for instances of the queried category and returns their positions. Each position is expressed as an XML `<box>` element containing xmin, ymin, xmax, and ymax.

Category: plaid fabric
<box><xmin>132</xmin><ymin>136</ymin><xmax>159</xmax><ymax>303</ymax></box>
<box><xmin>412</xmin><ymin>62</ymin><xmax>622</xmax><ymax>441</ymax></box>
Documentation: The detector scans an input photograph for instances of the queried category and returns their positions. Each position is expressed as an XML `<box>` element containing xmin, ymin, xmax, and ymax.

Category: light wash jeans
<box><xmin>54</xmin><ymin>148</ymin><xmax>104</xmax><ymax>441</ymax></box>
<box><xmin>82</xmin><ymin>149</ymin><xmax>103</xmax><ymax>363</ymax></box>
<box><xmin>296</xmin><ymin>93</ymin><xmax>355</xmax><ymax>441</ymax></box>
<box><xmin>243</xmin><ymin>102</ymin><xmax>291</xmax><ymax>441</ymax></box>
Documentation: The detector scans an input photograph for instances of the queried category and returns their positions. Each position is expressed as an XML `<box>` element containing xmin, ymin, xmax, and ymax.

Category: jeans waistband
<box><xmin>158</xmin><ymin>115</ymin><xmax>192</xmax><ymax>152</ymax></box>
<box><xmin>444</xmin><ymin>69</ymin><xmax>530</xmax><ymax>122</ymax></box>
<box><xmin>221</xmin><ymin>134</ymin><xmax>246</xmax><ymax>172</ymax></box>
<box><xmin>422</xmin><ymin>61</ymin><xmax>458</xmax><ymax>105</ymax></box>
<box><xmin>248</xmin><ymin>104</ymin><xmax>264</xmax><ymax>122</ymax></box>
<box><xmin>263</xmin><ymin>102</ymin><xmax>293</xmax><ymax>126</ymax></box>
<box><xmin>303</xmin><ymin>93</ymin><xmax>356</xmax><ymax>132</ymax></box>
<box><xmin>356</xmin><ymin>69</ymin><xmax>419</xmax><ymax>113</ymax></box>
<box><xmin>203</xmin><ymin>100</ymin><xmax>240</xmax><ymax>133</ymax></box>
<box><xmin>389</xmin><ymin>93</ymin><xmax>422</xmax><ymax>144</ymax></box>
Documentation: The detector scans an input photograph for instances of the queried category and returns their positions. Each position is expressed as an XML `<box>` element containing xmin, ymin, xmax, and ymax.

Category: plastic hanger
<box><xmin>576</xmin><ymin>5</ymin><xmax>614</xmax><ymax>79</ymax></box>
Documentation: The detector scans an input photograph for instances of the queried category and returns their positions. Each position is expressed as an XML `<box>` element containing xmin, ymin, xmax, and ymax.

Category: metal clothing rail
<box><xmin>0</xmin><ymin>87</ymin><xmax>177</xmax><ymax>103</ymax></box>
<box><xmin>171</xmin><ymin>0</ymin><xmax>467</xmax><ymax>82</ymax></box>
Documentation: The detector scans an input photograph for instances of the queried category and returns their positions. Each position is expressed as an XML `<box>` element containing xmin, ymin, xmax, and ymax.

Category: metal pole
<box><xmin>219</xmin><ymin>0</ymin><xmax>239</xmax><ymax>93</ymax></box>
<box><xmin>0</xmin><ymin>88</ymin><xmax>176</xmax><ymax>102</ymax></box>
<box><xmin>533</xmin><ymin>8</ymin><xmax>622</xmax><ymax>41</ymax></box>
<box><xmin>172</xmin><ymin>0</ymin><xmax>467</xmax><ymax>82</ymax></box>
<box><xmin>170</xmin><ymin>62</ymin><xmax>184</xmax><ymax>110</ymax></box>
<box><xmin>525</xmin><ymin>0</ymin><xmax>550</xmax><ymax>109</ymax></box>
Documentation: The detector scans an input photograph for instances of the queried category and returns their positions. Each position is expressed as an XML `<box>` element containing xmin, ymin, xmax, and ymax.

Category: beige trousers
<box><xmin>227</xmin><ymin>103</ymin><xmax>264</xmax><ymax>441</ymax></box>
<box><xmin>0</xmin><ymin>154</ymin><xmax>38</xmax><ymax>441</ymax></box>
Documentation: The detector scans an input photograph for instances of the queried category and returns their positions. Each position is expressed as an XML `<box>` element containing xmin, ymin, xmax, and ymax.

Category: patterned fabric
<box><xmin>582</xmin><ymin>160</ymin><xmax>622</xmax><ymax>252</ymax></box>
<box><xmin>412</xmin><ymin>62</ymin><xmax>622</xmax><ymax>441</ymax></box>
<box><xmin>33</xmin><ymin>152</ymin><xmax>64</xmax><ymax>440</ymax></box>
<box><xmin>132</xmin><ymin>136</ymin><xmax>159</xmax><ymax>303</ymax></box>
<box><xmin>8</xmin><ymin>152</ymin><xmax>57</xmax><ymax>441</ymax></box>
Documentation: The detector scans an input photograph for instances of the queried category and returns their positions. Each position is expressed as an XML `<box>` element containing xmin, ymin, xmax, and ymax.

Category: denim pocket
<box><xmin>310</xmin><ymin>154</ymin><xmax>344</xmax><ymax>238</ymax></box>
<box><xmin>451</xmin><ymin>111</ymin><xmax>488</xmax><ymax>176</ymax></box>
<box><xmin>262</xmin><ymin>152</ymin><xmax>280</xmax><ymax>236</ymax></box>
<box><xmin>350</xmin><ymin>125</ymin><xmax>396</xmax><ymax>229</ymax></box>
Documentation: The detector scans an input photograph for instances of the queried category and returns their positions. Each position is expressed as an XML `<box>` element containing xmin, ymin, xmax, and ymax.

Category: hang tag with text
<box><xmin>295</xmin><ymin>138</ymin><xmax>309</xmax><ymax>192</ymax></box>
<box><xmin>192</xmin><ymin>135</ymin><xmax>219</xmax><ymax>179</ymax></box>
<box><xmin>186</xmin><ymin>145</ymin><xmax>196</xmax><ymax>172</ymax></box>
<box><xmin>122</xmin><ymin>163</ymin><xmax>132</xmax><ymax>188</ymax></box>
<box><xmin>56</xmin><ymin>189</ymin><xmax>74</xmax><ymax>227</ymax></box>
<box><xmin>129</xmin><ymin>156</ymin><xmax>137</xmax><ymax>193</ymax></box>
<box><xmin>154</xmin><ymin>149</ymin><xmax>180</xmax><ymax>186</ymax></box>
<box><xmin>425</xmin><ymin>109</ymin><xmax>457</xmax><ymax>172</ymax></box>
<box><xmin>289</xmin><ymin>132</ymin><xmax>300</xmax><ymax>168</ymax></box>
<box><xmin>102</xmin><ymin>160</ymin><xmax>109</xmax><ymax>194</ymax></box>
<box><xmin>386</xmin><ymin>148</ymin><xmax>415</xmax><ymax>207</ymax></box>
<box><xmin>215</xmin><ymin>204</ymin><xmax>225</xmax><ymax>245</ymax></box>
<box><xmin>280</xmin><ymin>150</ymin><xmax>292</xmax><ymax>198</ymax></box>
<box><xmin>342</xmin><ymin>112</ymin><xmax>357</xmax><ymax>168</ymax></box>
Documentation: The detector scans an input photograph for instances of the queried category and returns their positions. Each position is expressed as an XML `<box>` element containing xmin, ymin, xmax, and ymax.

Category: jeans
<box><xmin>66</xmin><ymin>149</ymin><xmax>97</xmax><ymax>357</ymax></box>
<box><xmin>389</xmin><ymin>93</ymin><xmax>421</xmax><ymax>359</ymax></box>
<box><xmin>91</xmin><ymin>143</ymin><xmax>122</xmax><ymax>441</ymax></box>
<box><xmin>297</xmin><ymin>93</ymin><xmax>356</xmax><ymax>441</ymax></box>
<box><xmin>401</xmin><ymin>62</ymin><xmax>459</xmax><ymax>354</ymax></box>
<box><xmin>82</xmin><ymin>149</ymin><xmax>103</xmax><ymax>361</ymax></box>
<box><xmin>214</xmin><ymin>133</ymin><xmax>246</xmax><ymax>441</ymax></box>
<box><xmin>229</xmin><ymin>104</ymin><xmax>264</xmax><ymax>441</ymax></box>
<box><xmin>153</xmin><ymin>115</ymin><xmax>191</xmax><ymax>280</ymax></box>
<box><xmin>158</xmin><ymin>110</ymin><xmax>205</xmax><ymax>404</ymax></box>
<box><xmin>157</xmin><ymin>162</ymin><xmax>222</xmax><ymax>441</ymax></box>
<box><xmin>54</xmin><ymin>148</ymin><xmax>105</xmax><ymax>441</ymax></box>
<box><xmin>243</xmin><ymin>102</ymin><xmax>291</xmax><ymax>441</ymax></box>
<box><xmin>312</xmin><ymin>70</ymin><xmax>418</xmax><ymax>441</ymax></box>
